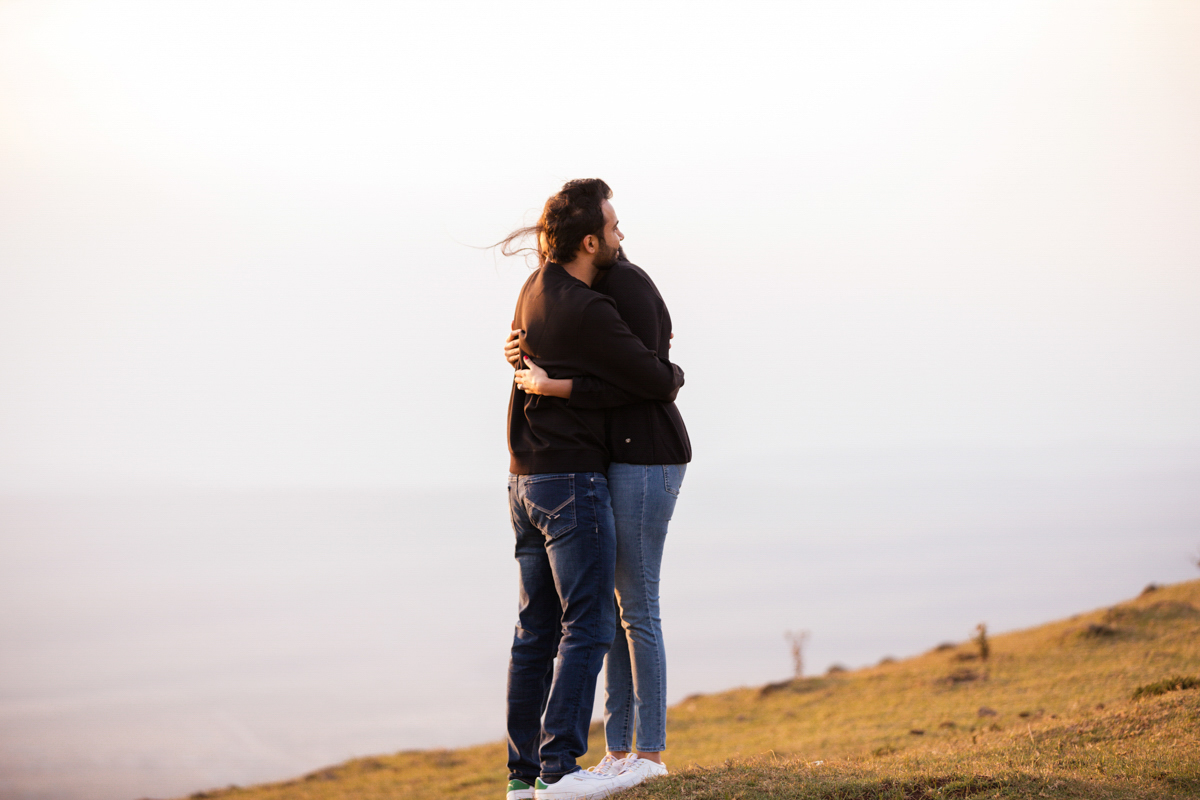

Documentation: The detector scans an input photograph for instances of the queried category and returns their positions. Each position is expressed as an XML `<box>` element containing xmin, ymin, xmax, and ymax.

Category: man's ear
<box><xmin>582</xmin><ymin>234</ymin><xmax>598</xmax><ymax>254</ymax></box>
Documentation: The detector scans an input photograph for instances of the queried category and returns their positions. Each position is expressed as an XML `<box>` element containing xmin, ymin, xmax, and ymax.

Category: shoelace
<box><xmin>586</xmin><ymin>755</ymin><xmax>629</xmax><ymax>777</ymax></box>
<box><xmin>615</xmin><ymin>756</ymin><xmax>643</xmax><ymax>775</ymax></box>
<box><xmin>578</xmin><ymin>769</ymin><xmax>615</xmax><ymax>781</ymax></box>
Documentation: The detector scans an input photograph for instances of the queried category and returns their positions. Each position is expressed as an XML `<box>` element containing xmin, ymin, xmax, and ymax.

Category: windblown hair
<box><xmin>497</xmin><ymin>178</ymin><xmax>612</xmax><ymax>267</ymax></box>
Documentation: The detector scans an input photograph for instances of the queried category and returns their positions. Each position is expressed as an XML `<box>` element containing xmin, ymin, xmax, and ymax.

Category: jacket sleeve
<box><xmin>567</xmin><ymin>376</ymin><xmax>644</xmax><ymax>409</ymax></box>
<box><xmin>574</xmin><ymin>297</ymin><xmax>684</xmax><ymax>402</ymax></box>
<box><xmin>603</xmin><ymin>266</ymin><xmax>664</xmax><ymax>353</ymax></box>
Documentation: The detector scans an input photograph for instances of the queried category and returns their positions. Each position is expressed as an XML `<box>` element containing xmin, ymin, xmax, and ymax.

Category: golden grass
<box><xmin>172</xmin><ymin>579</ymin><xmax>1200</xmax><ymax>800</ymax></box>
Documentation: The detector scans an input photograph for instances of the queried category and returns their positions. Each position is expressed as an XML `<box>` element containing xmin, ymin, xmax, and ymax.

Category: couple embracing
<box><xmin>501</xmin><ymin>179</ymin><xmax>691</xmax><ymax>800</ymax></box>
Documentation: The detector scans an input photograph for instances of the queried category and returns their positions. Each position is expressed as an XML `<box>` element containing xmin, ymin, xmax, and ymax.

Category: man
<box><xmin>503</xmin><ymin>179</ymin><xmax>684</xmax><ymax>800</ymax></box>
<box><xmin>508</xmin><ymin>247</ymin><xmax>690</xmax><ymax>789</ymax></box>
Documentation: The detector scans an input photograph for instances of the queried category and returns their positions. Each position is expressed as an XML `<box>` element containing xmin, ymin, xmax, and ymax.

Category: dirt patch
<box><xmin>1081</xmin><ymin>622</ymin><xmax>1120</xmax><ymax>638</ymax></box>
<box><xmin>759</xmin><ymin>676</ymin><xmax>830</xmax><ymax>697</ymax></box>
<box><xmin>940</xmin><ymin>667</ymin><xmax>981</xmax><ymax>685</ymax></box>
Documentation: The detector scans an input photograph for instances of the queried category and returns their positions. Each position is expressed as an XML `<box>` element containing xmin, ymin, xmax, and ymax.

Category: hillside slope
<box><xmin>174</xmin><ymin>579</ymin><xmax>1200</xmax><ymax>800</ymax></box>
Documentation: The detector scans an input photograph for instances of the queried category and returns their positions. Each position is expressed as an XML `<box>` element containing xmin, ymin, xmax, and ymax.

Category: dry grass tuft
<box><xmin>1130</xmin><ymin>675</ymin><xmax>1199</xmax><ymax>701</ymax></box>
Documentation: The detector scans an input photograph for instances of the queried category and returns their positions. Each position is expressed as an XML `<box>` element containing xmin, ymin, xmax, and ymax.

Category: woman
<box><xmin>505</xmin><ymin>250</ymin><xmax>691</xmax><ymax>788</ymax></box>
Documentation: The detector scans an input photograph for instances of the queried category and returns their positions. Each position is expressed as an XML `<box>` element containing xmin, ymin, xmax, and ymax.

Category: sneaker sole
<box><xmin>535</xmin><ymin>785</ymin><xmax>619</xmax><ymax>800</ymax></box>
<box><xmin>615</xmin><ymin>766</ymin><xmax>668</xmax><ymax>790</ymax></box>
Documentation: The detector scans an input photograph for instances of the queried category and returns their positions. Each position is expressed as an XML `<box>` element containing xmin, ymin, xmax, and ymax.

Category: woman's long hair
<box><xmin>494</xmin><ymin>178</ymin><xmax>612</xmax><ymax>268</ymax></box>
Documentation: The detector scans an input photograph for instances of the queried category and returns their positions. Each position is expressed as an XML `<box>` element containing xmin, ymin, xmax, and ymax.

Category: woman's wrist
<box><xmin>541</xmin><ymin>377</ymin><xmax>572</xmax><ymax>399</ymax></box>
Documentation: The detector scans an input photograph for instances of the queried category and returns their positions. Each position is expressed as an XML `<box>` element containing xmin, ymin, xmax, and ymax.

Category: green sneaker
<box><xmin>507</xmin><ymin>778</ymin><xmax>535</xmax><ymax>800</ymax></box>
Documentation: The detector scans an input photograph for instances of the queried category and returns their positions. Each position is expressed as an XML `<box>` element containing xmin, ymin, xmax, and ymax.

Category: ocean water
<box><xmin>1</xmin><ymin>445</ymin><xmax>1198</xmax><ymax>800</ymax></box>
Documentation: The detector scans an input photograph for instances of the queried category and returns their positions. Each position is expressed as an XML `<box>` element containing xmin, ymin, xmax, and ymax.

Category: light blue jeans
<box><xmin>603</xmin><ymin>462</ymin><xmax>686</xmax><ymax>753</ymax></box>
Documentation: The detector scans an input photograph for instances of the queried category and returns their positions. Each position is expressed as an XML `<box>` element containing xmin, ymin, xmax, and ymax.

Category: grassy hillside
<box><xmin>175</xmin><ymin>579</ymin><xmax>1200</xmax><ymax>800</ymax></box>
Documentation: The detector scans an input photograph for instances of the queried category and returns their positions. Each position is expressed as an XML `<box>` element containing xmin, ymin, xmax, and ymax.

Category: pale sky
<box><xmin>1</xmin><ymin>0</ymin><xmax>1198</xmax><ymax>490</ymax></box>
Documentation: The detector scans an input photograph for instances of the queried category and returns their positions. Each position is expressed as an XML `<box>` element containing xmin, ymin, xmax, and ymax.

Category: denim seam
<box><xmin>616</xmin><ymin>466</ymin><xmax>646</xmax><ymax>752</ymax></box>
<box><xmin>522</xmin><ymin>474</ymin><xmax>578</xmax><ymax>540</ymax></box>
<box><xmin>606</xmin><ymin>471</ymin><xmax>634</xmax><ymax>753</ymax></box>
<box><xmin>640</xmin><ymin>464</ymin><xmax>665</xmax><ymax>751</ymax></box>
<box><xmin>577</xmin><ymin>473</ymin><xmax>601</xmax><ymax>736</ymax></box>
<box><xmin>611</xmin><ymin>605</ymin><xmax>633</xmax><ymax>750</ymax></box>
<box><xmin>548</xmin><ymin>476</ymin><xmax>600</xmax><ymax>780</ymax></box>
<box><xmin>627</xmin><ymin>466</ymin><xmax>643</xmax><ymax>751</ymax></box>
<box><xmin>663</xmin><ymin>464</ymin><xmax>678</xmax><ymax>497</ymax></box>
<box><xmin>525</xmin><ymin>493</ymin><xmax>575</xmax><ymax>517</ymax></box>
<box><xmin>626</xmin><ymin>619</ymin><xmax>636</xmax><ymax>739</ymax></box>
<box><xmin>524</xmin><ymin>472</ymin><xmax>576</xmax><ymax>485</ymax></box>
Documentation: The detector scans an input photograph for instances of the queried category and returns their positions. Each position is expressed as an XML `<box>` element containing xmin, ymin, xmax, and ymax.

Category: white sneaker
<box><xmin>614</xmin><ymin>756</ymin><xmax>668</xmax><ymax>789</ymax></box>
<box><xmin>534</xmin><ymin>769</ymin><xmax>621</xmax><ymax>799</ymax></box>
<box><xmin>586</xmin><ymin>754</ymin><xmax>631</xmax><ymax>777</ymax></box>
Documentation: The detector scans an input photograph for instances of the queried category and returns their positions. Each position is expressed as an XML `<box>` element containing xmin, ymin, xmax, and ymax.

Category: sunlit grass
<box><xmin>174</xmin><ymin>579</ymin><xmax>1200</xmax><ymax>800</ymax></box>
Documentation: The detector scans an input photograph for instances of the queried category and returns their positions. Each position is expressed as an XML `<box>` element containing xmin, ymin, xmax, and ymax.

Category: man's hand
<box><xmin>504</xmin><ymin>329</ymin><xmax>522</xmax><ymax>367</ymax></box>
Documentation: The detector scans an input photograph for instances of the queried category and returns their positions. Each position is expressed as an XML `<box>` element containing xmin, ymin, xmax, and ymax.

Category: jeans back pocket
<box><xmin>663</xmin><ymin>463</ymin><xmax>687</xmax><ymax>497</ymax></box>
<box><xmin>522</xmin><ymin>475</ymin><xmax>578</xmax><ymax>539</ymax></box>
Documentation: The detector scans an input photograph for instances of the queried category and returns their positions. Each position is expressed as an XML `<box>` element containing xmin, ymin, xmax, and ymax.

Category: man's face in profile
<box><xmin>594</xmin><ymin>200</ymin><xmax>624</xmax><ymax>270</ymax></box>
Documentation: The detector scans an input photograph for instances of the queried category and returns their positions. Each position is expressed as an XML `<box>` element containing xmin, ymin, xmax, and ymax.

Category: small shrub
<box><xmin>1131</xmin><ymin>675</ymin><xmax>1199</xmax><ymax>700</ymax></box>
<box><xmin>826</xmin><ymin>663</ymin><xmax>848</xmax><ymax>675</ymax></box>
<box><xmin>784</xmin><ymin>629</ymin><xmax>810</xmax><ymax>678</ymax></box>
<box><xmin>974</xmin><ymin>623</ymin><xmax>990</xmax><ymax>662</ymax></box>
<box><xmin>1083</xmin><ymin>623</ymin><xmax>1119</xmax><ymax>638</ymax></box>
<box><xmin>303</xmin><ymin>768</ymin><xmax>340</xmax><ymax>782</ymax></box>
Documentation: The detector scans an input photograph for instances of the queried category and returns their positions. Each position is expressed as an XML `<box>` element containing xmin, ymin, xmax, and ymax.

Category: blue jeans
<box><xmin>603</xmin><ymin>462</ymin><xmax>686</xmax><ymax>753</ymax></box>
<box><xmin>506</xmin><ymin>472</ymin><xmax>617</xmax><ymax>784</ymax></box>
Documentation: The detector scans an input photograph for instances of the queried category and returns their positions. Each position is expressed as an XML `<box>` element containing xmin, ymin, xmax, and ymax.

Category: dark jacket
<box><xmin>507</xmin><ymin>262</ymin><xmax>685</xmax><ymax>475</ymax></box>
<box><xmin>568</xmin><ymin>261</ymin><xmax>692</xmax><ymax>465</ymax></box>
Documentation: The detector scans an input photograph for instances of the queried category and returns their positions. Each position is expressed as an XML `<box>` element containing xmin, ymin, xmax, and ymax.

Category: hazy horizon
<box><xmin>3</xmin><ymin>444</ymin><xmax>1198</xmax><ymax>799</ymax></box>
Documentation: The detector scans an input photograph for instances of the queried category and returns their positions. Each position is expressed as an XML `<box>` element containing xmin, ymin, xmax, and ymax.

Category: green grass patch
<box><xmin>1131</xmin><ymin>675</ymin><xmax>1199</xmax><ymax>701</ymax></box>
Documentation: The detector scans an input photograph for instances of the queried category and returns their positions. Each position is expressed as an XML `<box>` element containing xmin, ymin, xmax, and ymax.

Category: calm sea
<box><xmin>2</xmin><ymin>445</ymin><xmax>1198</xmax><ymax>800</ymax></box>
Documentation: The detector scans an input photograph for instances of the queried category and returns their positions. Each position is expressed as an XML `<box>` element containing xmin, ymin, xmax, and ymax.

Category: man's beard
<box><xmin>594</xmin><ymin>239</ymin><xmax>620</xmax><ymax>270</ymax></box>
